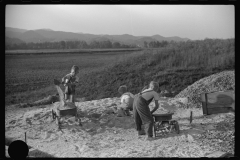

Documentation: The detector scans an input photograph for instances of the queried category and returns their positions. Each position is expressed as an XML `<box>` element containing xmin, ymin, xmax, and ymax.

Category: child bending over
<box><xmin>118</xmin><ymin>85</ymin><xmax>135</xmax><ymax>116</ymax></box>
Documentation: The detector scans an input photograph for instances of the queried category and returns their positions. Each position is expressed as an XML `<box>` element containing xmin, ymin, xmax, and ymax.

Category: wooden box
<box><xmin>200</xmin><ymin>90</ymin><xmax>235</xmax><ymax>115</ymax></box>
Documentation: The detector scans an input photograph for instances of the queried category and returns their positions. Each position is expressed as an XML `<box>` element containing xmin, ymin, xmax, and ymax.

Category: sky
<box><xmin>6</xmin><ymin>5</ymin><xmax>234</xmax><ymax>40</ymax></box>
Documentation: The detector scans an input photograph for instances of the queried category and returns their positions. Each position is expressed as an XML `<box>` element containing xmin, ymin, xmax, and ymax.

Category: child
<box><xmin>133</xmin><ymin>81</ymin><xmax>161</xmax><ymax>140</ymax></box>
<box><xmin>118</xmin><ymin>85</ymin><xmax>135</xmax><ymax>116</ymax></box>
<box><xmin>61</xmin><ymin>65</ymin><xmax>79</xmax><ymax>103</ymax></box>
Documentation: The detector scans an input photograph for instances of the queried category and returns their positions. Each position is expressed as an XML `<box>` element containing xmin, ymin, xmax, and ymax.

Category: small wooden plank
<box><xmin>207</xmin><ymin>107</ymin><xmax>233</xmax><ymax>115</ymax></box>
<box><xmin>207</xmin><ymin>104</ymin><xmax>232</xmax><ymax>108</ymax></box>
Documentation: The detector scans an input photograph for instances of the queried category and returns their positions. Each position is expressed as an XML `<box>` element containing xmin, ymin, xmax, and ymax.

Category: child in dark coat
<box><xmin>62</xmin><ymin>65</ymin><xmax>79</xmax><ymax>103</ymax></box>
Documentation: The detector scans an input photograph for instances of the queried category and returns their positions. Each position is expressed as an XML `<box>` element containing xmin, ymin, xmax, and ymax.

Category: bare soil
<box><xmin>5</xmin><ymin>97</ymin><xmax>235</xmax><ymax>157</ymax></box>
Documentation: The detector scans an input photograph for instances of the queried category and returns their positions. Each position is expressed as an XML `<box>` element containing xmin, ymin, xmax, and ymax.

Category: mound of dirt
<box><xmin>175</xmin><ymin>71</ymin><xmax>235</xmax><ymax>108</ymax></box>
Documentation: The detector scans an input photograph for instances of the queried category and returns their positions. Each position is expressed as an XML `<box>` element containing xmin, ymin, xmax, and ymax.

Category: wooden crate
<box><xmin>200</xmin><ymin>90</ymin><xmax>235</xmax><ymax>115</ymax></box>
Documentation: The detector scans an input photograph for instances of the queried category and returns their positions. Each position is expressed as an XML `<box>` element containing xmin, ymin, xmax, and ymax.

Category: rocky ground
<box><xmin>5</xmin><ymin>96</ymin><xmax>235</xmax><ymax>158</ymax></box>
<box><xmin>5</xmin><ymin>70</ymin><xmax>235</xmax><ymax>158</ymax></box>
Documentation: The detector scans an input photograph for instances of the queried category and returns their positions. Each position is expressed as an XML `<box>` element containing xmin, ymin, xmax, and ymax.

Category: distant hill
<box><xmin>134</xmin><ymin>37</ymin><xmax>157</xmax><ymax>46</ymax></box>
<box><xmin>5</xmin><ymin>27</ymin><xmax>28</xmax><ymax>40</ymax></box>
<box><xmin>89</xmin><ymin>36</ymin><xmax>113</xmax><ymax>43</ymax></box>
<box><xmin>5</xmin><ymin>37</ymin><xmax>25</xmax><ymax>45</ymax></box>
<box><xmin>5</xmin><ymin>27</ymin><xmax>191</xmax><ymax>45</ymax></box>
<box><xmin>19</xmin><ymin>30</ymin><xmax>50</xmax><ymax>43</ymax></box>
<box><xmin>6</xmin><ymin>31</ymin><xmax>21</xmax><ymax>39</ymax></box>
<box><xmin>40</xmin><ymin>28</ymin><xmax>53</xmax><ymax>31</ymax></box>
<box><xmin>5</xmin><ymin>27</ymin><xmax>28</xmax><ymax>33</ymax></box>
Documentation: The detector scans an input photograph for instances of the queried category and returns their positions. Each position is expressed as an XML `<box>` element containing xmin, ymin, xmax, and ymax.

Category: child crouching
<box><xmin>118</xmin><ymin>85</ymin><xmax>135</xmax><ymax>116</ymax></box>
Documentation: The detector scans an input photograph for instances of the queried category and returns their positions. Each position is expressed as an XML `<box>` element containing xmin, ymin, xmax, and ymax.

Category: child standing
<box><xmin>61</xmin><ymin>65</ymin><xmax>79</xmax><ymax>103</ymax></box>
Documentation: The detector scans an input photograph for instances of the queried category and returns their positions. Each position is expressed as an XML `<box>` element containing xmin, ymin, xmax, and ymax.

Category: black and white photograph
<box><xmin>5</xmin><ymin>4</ymin><xmax>235</xmax><ymax>158</ymax></box>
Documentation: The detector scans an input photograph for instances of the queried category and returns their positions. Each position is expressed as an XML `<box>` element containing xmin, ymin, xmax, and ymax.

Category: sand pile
<box><xmin>175</xmin><ymin>71</ymin><xmax>235</xmax><ymax>108</ymax></box>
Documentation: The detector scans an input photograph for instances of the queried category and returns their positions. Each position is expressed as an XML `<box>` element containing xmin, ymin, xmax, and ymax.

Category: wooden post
<box><xmin>205</xmin><ymin>93</ymin><xmax>208</xmax><ymax>115</ymax></box>
<box><xmin>25</xmin><ymin>132</ymin><xmax>27</xmax><ymax>144</ymax></box>
<box><xmin>190</xmin><ymin>111</ymin><xmax>193</xmax><ymax>124</ymax></box>
<box><xmin>201</xmin><ymin>93</ymin><xmax>208</xmax><ymax>115</ymax></box>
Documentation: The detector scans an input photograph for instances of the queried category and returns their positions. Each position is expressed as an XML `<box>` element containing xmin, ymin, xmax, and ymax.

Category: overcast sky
<box><xmin>6</xmin><ymin>5</ymin><xmax>234</xmax><ymax>40</ymax></box>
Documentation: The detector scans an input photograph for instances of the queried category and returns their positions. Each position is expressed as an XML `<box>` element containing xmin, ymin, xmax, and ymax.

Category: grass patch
<box><xmin>5</xmin><ymin>38</ymin><xmax>234</xmax><ymax>105</ymax></box>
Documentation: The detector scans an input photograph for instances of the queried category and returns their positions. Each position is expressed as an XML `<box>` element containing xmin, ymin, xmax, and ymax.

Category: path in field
<box><xmin>5</xmin><ymin>97</ymin><xmax>234</xmax><ymax>157</ymax></box>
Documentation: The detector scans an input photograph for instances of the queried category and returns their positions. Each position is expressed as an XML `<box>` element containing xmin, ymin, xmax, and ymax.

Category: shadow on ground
<box><xmin>28</xmin><ymin>148</ymin><xmax>55</xmax><ymax>158</ymax></box>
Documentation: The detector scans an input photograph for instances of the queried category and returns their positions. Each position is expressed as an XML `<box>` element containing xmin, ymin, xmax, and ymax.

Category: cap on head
<box><xmin>118</xmin><ymin>85</ymin><xmax>127</xmax><ymax>94</ymax></box>
<box><xmin>71</xmin><ymin>65</ymin><xmax>79</xmax><ymax>73</ymax></box>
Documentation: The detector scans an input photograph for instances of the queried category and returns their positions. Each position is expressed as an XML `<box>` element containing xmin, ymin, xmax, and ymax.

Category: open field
<box><xmin>5</xmin><ymin>50</ymin><xmax>143</xmax><ymax>105</ymax></box>
<box><xmin>5</xmin><ymin>48</ymin><xmax>142</xmax><ymax>55</ymax></box>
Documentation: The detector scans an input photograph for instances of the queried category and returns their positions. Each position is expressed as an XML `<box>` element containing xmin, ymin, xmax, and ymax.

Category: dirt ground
<box><xmin>5</xmin><ymin>97</ymin><xmax>235</xmax><ymax>157</ymax></box>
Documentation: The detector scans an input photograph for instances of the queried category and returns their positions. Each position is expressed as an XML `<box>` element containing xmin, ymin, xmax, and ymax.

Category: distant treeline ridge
<box><xmin>6</xmin><ymin>39</ymin><xmax>170</xmax><ymax>50</ymax></box>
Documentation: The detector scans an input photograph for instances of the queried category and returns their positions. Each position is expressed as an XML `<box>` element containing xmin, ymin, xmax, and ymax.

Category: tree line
<box><xmin>6</xmin><ymin>39</ymin><xmax>171</xmax><ymax>50</ymax></box>
<box><xmin>144</xmin><ymin>40</ymin><xmax>169</xmax><ymax>48</ymax></box>
<box><xmin>5</xmin><ymin>40</ymin><xmax>139</xmax><ymax>50</ymax></box>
